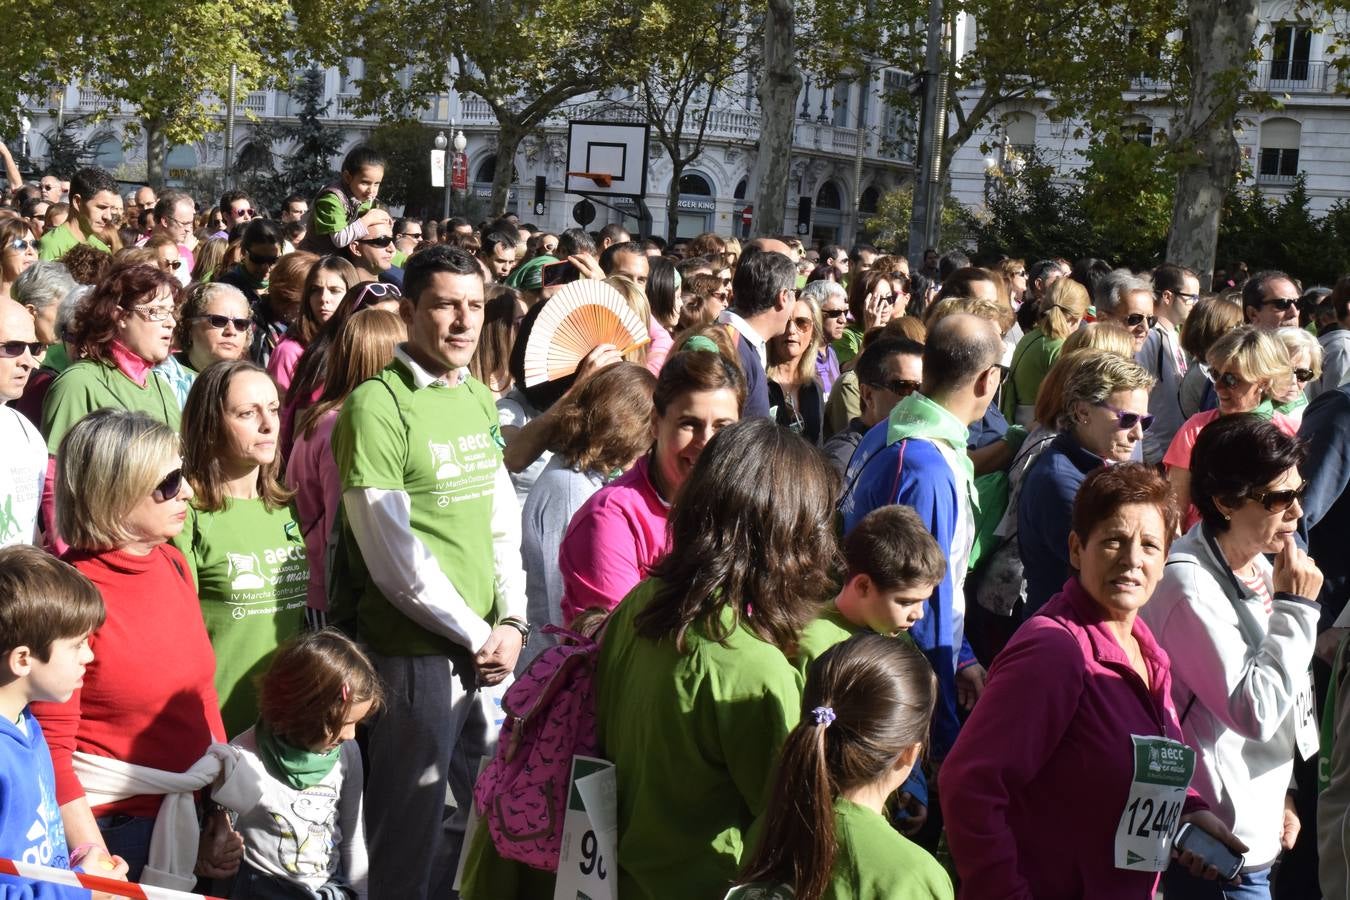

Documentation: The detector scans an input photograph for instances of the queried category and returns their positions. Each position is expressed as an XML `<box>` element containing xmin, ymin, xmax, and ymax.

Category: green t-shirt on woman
<box><xmin>173</xmin><ymin>497</ymin><xmax>308</xmax><ymax>737</ymax></box>
<box><xmin>595</xmin><ymin>578</ymin><xmax>804</xmax><ymax>900</ymax></box>
<box><xmin>41</xmin><ymin>359</ymin><xmax>181</xmax><ymax>452</ymax></box>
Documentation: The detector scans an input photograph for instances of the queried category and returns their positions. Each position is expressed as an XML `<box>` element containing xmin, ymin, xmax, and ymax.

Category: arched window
<box><xmin>679</xmin><ymin>172</ymin><xmax>713</xmax><ymax>196</ymax></box>
<box><xmin>91</xmin><ymin>133</ymin><xmax>123</xmax><ymax>171</ymax></box>
<box><xmin>1258</xmin><ymin>117</ymin><xmax>1301</xmax><ymax>182</ymax></box>
<box><xmin>860</xmin><ymin>185</ymin><xmax>881</xmax><ymax>213</ymax></box>
<box><xmin>475</xmin><ymin>154</ymin><xmax>496</xmax><ymax>183</ymax></box>
<box><xmin>733</xmin><ymin>178</ymin><xmax>748</xmax><ymax>200</ymax></box>
<box><xmin>816</xmin><ymin>181</ymin><xmax>843</xmax><ymax>209</ymax></box>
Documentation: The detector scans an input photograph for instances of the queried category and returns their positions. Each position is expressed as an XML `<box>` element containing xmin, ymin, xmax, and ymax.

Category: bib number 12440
<box><xmin>1114</xmin><ymin>735</ymin><xmax>1195</xmax><ymax>872</ymax></box>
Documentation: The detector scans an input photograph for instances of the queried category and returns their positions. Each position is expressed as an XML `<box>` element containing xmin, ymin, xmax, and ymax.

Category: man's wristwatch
<box><xmin>500</xmin><ymin>616</ymin><xmax>531</xmax><ymax>648</ymax></box>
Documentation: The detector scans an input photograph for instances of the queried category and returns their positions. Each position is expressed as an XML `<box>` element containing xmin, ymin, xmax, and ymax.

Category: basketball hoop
<box><xmin>566</xmin><ymin>171</ymin><xmax>614</xmax><ymax>189</ymax></box>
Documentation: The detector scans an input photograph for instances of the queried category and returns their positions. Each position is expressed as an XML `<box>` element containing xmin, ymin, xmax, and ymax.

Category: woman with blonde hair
<box><xmin>469</xmin><ymin>284</ymin><xmax>528</xmax><ymax>399</ymax></box>
<box><xmin>767</xmin><ymin>288</ymin><xmax>825</xmax><ymax>444</ymax></box>
<box><xmin>1002</xmin><ymin>277</ymin><xmax>1091</xmax><ymax>426</ymax></box>
<box><xmin>1061</xmin><ymin>321</ymin><xmax>1136</xmax><ymax>358</ymax></box>
<box><xmin>1273</xmin><ymin>325</ymin><xmax>1321</xmax><ymax>426</ymax></box>
<box><xmin>1165</xmin><ymin>325</ymin><xmax>1298</xmax><ymax>530</ymax></box>
<box><xmin>175</xmin><ymin>360</ymin><xmax>306</xmax><ymax>736</ymax></box>
<box><xmin>288</xmin><ymin>309</ymin><xmax>406</xmax><ymax>626</ymax></box>
<box><xmin>190</xmin><ymin>237</ymin><xmax>229</xmax><ymax>283</ymax></box>
<box><xmin>1019</xmin><ymin>351</ymin><xmax>1156</xmax><ymax>615</ymax></box>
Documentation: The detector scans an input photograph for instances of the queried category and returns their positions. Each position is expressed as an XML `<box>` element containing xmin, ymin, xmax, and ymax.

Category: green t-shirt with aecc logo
<box><xmin>332</xmin><ymin>359</ymin><xmax>506</xmax><ymax>658</ymax></box>
<box><xmin>173</xmin><ymin>497</ymin><xmax>308</xmax><ymax>737</ymax></box>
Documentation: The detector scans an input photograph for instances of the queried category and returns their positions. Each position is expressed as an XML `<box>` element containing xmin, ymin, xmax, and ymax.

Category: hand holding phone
<box><xmin>1172</xmin><ymin>818</ymin><xmax>1246</xmax><ymax>882</ymax></box>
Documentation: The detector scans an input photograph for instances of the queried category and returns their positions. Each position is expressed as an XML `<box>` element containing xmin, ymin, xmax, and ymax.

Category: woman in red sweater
<box><xmin>34</xmin><ymin>409</ymin><xmax>235</xmax><ymax>883</ymax></box>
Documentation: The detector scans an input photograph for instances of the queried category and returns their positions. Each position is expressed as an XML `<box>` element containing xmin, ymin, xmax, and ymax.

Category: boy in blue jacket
<box><xmin>0</xmin><ymin>545</ymin><xmax>121</xmax><ymax>898</ymax></box>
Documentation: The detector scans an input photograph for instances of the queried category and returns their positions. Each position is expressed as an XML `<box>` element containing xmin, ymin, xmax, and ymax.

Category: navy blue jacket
<box><xmin>1018</xmin><ymin>432</ymin><xmax>1107</xmax><ymax>618</ymax></box>
<box><xmin>1298</xmin><ymin>385</ymin><xmax>1350</xmax><ymax>626</ymax></box>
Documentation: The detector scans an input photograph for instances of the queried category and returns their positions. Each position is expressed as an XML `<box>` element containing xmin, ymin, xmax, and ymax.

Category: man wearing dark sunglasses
<box><xmin>1242</xmin><ymin>270</ymin><xmax>1301</xmax><ymax>330</ymax></box>
<box><xmin>1093</xmin><ymin>268</ymin><xmax>1156</xmax><ymax>354</ymax></box>
<box><xmin>822</xmin><ymin>337</ymin><xmax>924</xmax><ymax>475</ymax></box>
<box><xmin>0</xmin><ymin>299</ymin><xmax>47</xmax><ymax>546</ymax></box>
<box><xmin>347</xmin><ymin>215</ymin><xmax>403</xmax><ymax>290</ymax></box>
<box><xmin>1139</xmin><ymin>263</ymin><xmax>1200</xmax><ymax>466</ymax></box>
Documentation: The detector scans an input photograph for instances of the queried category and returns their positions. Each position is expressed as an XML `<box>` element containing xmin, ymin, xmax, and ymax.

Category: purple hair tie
<box><xmin>811</xmin><ymin>706</ymin><xmax>836</xmax><ymax>727</ymax></box>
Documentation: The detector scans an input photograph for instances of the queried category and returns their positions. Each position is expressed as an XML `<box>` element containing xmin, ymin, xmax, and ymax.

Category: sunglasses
<box><xmin>1096</xmin><ymin>401</ymin><xmax>1154</xmax><ymax>432</ymax></box>
<box><xmin>193</xmin><ymin>314</ymin><xmax>252</xmax><ymax>332</ymax></box>
<box><xmin>1294</xmin><ymin>367</ymin><xmax>1315</xmax><ymax>383</ymax></box>
<box><xmin>248</xmin><ymin>251</ymin><xmax>279</xmax><ymax>266</ymax></box>
<box><xmin>822</xmin><ymin>309</ymin><xmax>849</xmax><ymax>320</ymax></box>
<box><xmin>152</xmin><ymin>468</ymin><xmax>185</xmax><ymax>503</ymax></box>
<box><xmin>161</xmin><ymin>259</ymin><xmax>182</xmax><ymax>270</ymax></box>
<box><xmin>1123</xmin><ymin>313</ymin><xmax>1159</xmax><ymax>329</ymax></box>
<box><xmin>1208</xmin><ymin>370</ymin><xmax>1248</xmax><ymax>389</ymax></box>
<box><xmin>232</xmin><ymin>208</ymin><xmax>255</xmax><ymax>219</ymax></box>
<box><xmin>1248</xmin><ymin>481</ymin><xmax>1307</xmax><ymax>513</ymax></box>
<box><xmin>873</xmin><ymin>378</ymin><xmax>921</xmax><ymax>397</ymax></box>
<box><xmin>397</xmin><ymin>232</ymin><xmax>423</xmax><ymax>241</ymax></box>
<box><xmin>7</xmin><ymin>239</ymin><xmax>37</xmax><ymax>252</ymax></box>
<box><xmin>0</xmin><ymin>340</ymin><xmax>44</xmax><ymax>358</ymax></box>
<box><xmin>788</xmin><ymin>316</ymin><xmax>814</xmax><ymax>331</ymax></box>
<box><xmin>352</xmin><ymin>282</ymin><xmax>402</xmax><ymax>310</ymax></box>
<box><xmin>358</xmin><ymin>235</ymin><xmax>396</xmax><ymax>248</ymax></box>
<box><xmin>1261</xmin><ymin>297</ymin><xmax>1297</xmax><ymax>311</ymax></box>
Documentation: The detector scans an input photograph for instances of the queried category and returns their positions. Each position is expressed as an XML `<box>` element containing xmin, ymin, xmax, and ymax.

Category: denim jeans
<box><xmin>95</xmin><ymin>814</ymin><xmax>156</xmax><ymax>882</ymax></box>
<box><xmin>1162</xmin><ymin>861</ymin><xmax>1272</xmax><ymax>899</ymax></box>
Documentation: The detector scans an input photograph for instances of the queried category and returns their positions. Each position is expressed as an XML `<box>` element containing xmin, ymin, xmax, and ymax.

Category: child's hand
<box><xmin>358</xmin><ymin>208</ymin><xmax>390</xmax><ymax>229</ymax></box>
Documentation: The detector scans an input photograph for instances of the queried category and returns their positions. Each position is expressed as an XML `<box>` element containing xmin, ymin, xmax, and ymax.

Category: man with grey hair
<box><xmin>840</xmin><ymin>312</ymin><xmax>1004</xmax><ymax>762</ymax></box>
<box><xmin>1093</xmin><ymin>268</ymin><xmax>1155</xmax><ymax>353</ymax></box>
<box><xmin>12</xmin><ymin>264</ymin><xmax>81</xmax><ymax>426</ymax></box>
<box><xmin>0</xmin><ymin>298</ymin><xmax>47</xmax><ymax>545</ymax></box>
<box><xmin>803</xmin><ymin>279</ymin><xmax>849</xmax><ymax>394</ymax></box>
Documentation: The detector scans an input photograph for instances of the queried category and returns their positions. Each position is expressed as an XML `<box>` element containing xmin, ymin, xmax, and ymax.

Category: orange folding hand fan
<box><xmin>522</xmin><ymin>280</ymin><xmax>651</xmax><ymax>387</ymax></box>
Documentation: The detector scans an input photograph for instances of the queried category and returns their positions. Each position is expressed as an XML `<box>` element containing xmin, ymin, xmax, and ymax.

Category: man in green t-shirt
<box><xmin>332</xmin><ymin>244</ymin><xmax>527</xmax><ymax>900</ymax></box>
<box><xmin>37</xmin><ymin>166</ymin><xmax>120</xmax><ymax>261</ymax></box>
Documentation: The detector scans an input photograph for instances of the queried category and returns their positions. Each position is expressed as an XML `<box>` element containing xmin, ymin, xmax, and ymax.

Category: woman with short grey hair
<box><xmin>12</xmin><ymin>263</ymin><xmax>81</xmax><ymax>424</ymax></box>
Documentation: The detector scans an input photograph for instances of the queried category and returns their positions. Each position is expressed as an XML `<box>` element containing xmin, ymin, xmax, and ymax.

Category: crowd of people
<box><xmin>2</xmin><ymin>143</ymin><xmax>1350</xmax><ymax>900</ymax></box>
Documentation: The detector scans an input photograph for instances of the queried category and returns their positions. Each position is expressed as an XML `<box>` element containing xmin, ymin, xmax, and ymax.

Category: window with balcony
<box><xmin>1257</xmin><ymin>117</ymin><xmax>1300</xmax><ymax>184</ymax></box>
<box><xmin>832</xmin><ymin>81</ymin><xmax>851</xmax><ymax>128</ymax></box>
<box><xmin>1270</xmin><ymin>24</ymin><xmax>1312</xmax><ymax>82</ymax></box>
<box><xmin>1003</xmin><ymin>111</ymin><xmax>1037</xmax><ymax>159</ymax></box>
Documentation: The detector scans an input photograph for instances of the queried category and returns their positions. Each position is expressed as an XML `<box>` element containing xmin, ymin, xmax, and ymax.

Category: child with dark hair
<box><xmin>0</xmin><ymin>545</ymin><xmax>121</xmax><ymax>896</ymax></box>
<box><xmin>735</xmin><ymin>634</ymin><xmax>952</xmax><ymax>900</ymax></box>
<box><xmin>300</xmin><ymin>146</ymin><xmax>388</xmax><ymax>255</ymax></box>
<box><xmin>212</xmin><ymin>629</ymin><xmax>382</xmax><ymax>900</ymax></box>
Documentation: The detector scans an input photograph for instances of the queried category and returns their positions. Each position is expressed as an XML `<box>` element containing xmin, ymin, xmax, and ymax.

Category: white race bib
<box><xmin>1114</xmin><ymin>735</ymin><xmax>1195</xmax><ymax>871</ymax></box>
<box><xmin>1294</xmin><ymin>670</ymin><xmax>1319</xmax><ymax>761</ymax></box>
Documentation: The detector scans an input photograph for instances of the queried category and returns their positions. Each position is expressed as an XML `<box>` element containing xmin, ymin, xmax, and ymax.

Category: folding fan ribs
<box><xmin>522</xmin><ymin>280</ymin><xmax>651</xmax><ymax>387</ymax></box>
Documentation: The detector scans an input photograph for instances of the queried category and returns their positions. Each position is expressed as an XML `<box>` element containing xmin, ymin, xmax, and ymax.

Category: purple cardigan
<box><xmin>940</xmin><ymin>576</ymin><xmax>1206</xmax><ymax>900</ymax></box>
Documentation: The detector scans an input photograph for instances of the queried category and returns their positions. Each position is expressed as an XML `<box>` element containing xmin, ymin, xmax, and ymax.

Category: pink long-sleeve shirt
<box><xmin>557</xmin><ymin>455</ymin><xmax>670</xmax><ymax>624</ymax></box>
<box><xmin>940</xmin><ymin>576</ymin><xmax>1206</xmax><ymax>900</ymax></box>
<box><xmin>286</xmin><ymin>409</ymin><xmax>341</xmax><ymax>611</ymax></box>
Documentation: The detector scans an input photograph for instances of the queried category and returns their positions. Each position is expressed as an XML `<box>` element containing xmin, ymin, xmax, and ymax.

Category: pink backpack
<box><xmin>473</xmin><ymin>623</ymin><xmax>602</xmax><ymax>870</ymax></box>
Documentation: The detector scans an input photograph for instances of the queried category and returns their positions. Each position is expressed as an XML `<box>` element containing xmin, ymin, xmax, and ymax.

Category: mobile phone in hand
<box><xmin>1173</xmin><ymin>822</ymin><xmax>1244</xmax><ymax>881</ymax></box>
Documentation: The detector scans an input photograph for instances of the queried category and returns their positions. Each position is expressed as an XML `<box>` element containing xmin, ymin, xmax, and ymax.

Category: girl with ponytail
<box><xmin>735</xmin><ymin>633</ymin><xmax>953</xmax><ymax>900</ymax></box>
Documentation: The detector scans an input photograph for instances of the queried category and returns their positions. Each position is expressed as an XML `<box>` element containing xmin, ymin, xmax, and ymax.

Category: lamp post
<box><xmin>452</xmin><ymin>130</ymin><xmax>466</xmax><ymax>217</ymax></box>
<box><xmin>433</xmin><ymin>130</ymin><xmax>449</xmax><ymax>220</ymax></box>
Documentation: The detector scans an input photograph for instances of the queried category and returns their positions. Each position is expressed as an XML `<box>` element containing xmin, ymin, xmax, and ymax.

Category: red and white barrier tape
<box><xmin>0</xmin><ymin>859</ymin><xmax>223</xmax><ymax>899</ymax></box>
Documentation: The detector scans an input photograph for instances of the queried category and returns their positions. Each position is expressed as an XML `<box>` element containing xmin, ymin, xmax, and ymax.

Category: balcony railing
<box><xmin>1256</xmin><ymin>171</ymin><xmax>1298</xmax><ymax>186</ymax></box>
<box><xmin>1255</xmin><ymin>60</ymin><xmax>1338</xmax><ymax>93</ymax></box>
<box><xmin>236</xmin><ymin>92</ymin><xmax>267</xmax><ymax>115</ymax></box>
<box><xmin>77</xmin><ymin>89</ymin><xmax>119</xmax><ymax>112</ymax></box>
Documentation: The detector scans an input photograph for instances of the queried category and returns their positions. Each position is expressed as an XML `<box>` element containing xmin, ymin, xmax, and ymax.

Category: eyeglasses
<box><xmin>232</xmin><ymin>208</ymin><xmax>255</xmax><ymax>219</ymax></box>
<box><xmin>872</xmin><ymin>378</ymin><xmax>921</xmax><ymax>397</ymax></box>
<box><xmin>193</xmin><ymin>314</ymin><xmax>252</xmax><ymax>332</ymax></box>
<box><xmin>358</xmin><ymin>235</ymin><xmax>396</xmax><ymax>248</ymax></box>
<box><xmin>1123</xmin><ymin>313</ymin><xmax>1159</xmax><ymax>329</ymax></box>
<box><xmin>7</xmin><ymin>239</ymin><xmax>36</xmax><ymax>252</ymax></box>
<box><xmin>1208</xmin><ymin>370</ymin><xmax>1248</xmax><ymax>389</ymax></box>
<box><xmin>1010</xmin><ymin>269</ymin><xmax>1026</xmax><ymax>277</ymax></box>
<box><xmin>131</xmin><ymin>305</ymin><xmax>176</xmax><ymax>323</ymax></box>
<box><xmin>1261</xmin><ymin>297</ymin><xmax>1298</xmax><ymax>311</ymax></box>
<box><xmin>1294</xmin><ymin>367</ymin><xmax>1315</xmax><ymax>383</ymax></box>
<box><xmin>1096</xmin><ymin>401</ymin><xmax>1154</xmax><ymax>432</ymax></box>
<box><xmin>0</xmin><ymin>340</ymin><xmax>45</xmax><ymax>358</ymax></box>
<box><xmin>787</xmin><ymin>316</ymin><xmax>814</xmax><ymax>332</ymax></box>
<box><xmin>161</xmin><ymin>259</ymin><xmax>182</xmax><ymax>270</ymax></box>
<box><xmin>152</xmin><ymin>468</ymin><xmax>185</xmax><ymax>503</ymax></box>
<box><xmin>1248</xmin><ymin>481</ymin><xmax>1307</xmax><ymax>513</ymax></box>
<box><xmin>822</xmin><ymin>308</ymin><xmax>849</xmax><ymax>320</ymax></box>
<box><xmin>397</xmin><ymin>232</ymin><xmax>423</xmax><ymax>241</ymax></box>
<box><xmin>1177</xmin><ymin>292</ymin><xmax>1200</xmax><ymax>302</ymax></box>
<box><xmin>247</xmin><ymin>251</ymin><xmax>279</xmax><ymax>266</ymax></box>
<box><xmin>167</xmin><ymin>217</ymin><xmax>194</xmax><ymax>230</ymax></box>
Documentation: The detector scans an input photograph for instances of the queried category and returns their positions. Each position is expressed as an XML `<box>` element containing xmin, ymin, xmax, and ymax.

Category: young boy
<box><xmin>300</xmin><ymin>145</ymin><xmax>389</xmax><ymax>255</ymax></box>
<box><xmin>796</xmin><ymin>506</ymin><xmax>946</xmax><ymax>837</ymax></box>
<box><xmin>797</xmin><ymin>505</ymin><xmax>945</xmax><ymax>672</ymax></box>
<box><xmin>0</xmin><ymin>545</ymin><xmax>121</xmax><ymax>897</ymax></box>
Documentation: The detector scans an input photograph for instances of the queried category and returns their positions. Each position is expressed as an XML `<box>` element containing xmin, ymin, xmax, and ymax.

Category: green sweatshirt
<box><xmin>173</xmin><ymin>498</ymin><xmax>308</xmax><ymax>737</ymax></box>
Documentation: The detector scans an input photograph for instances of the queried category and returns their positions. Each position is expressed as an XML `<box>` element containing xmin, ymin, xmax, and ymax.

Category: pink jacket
<box><xmin>940</xmin><ymin>577</ymin><xmax>1206</xmax><ymax>900</ymax></box>
<box><xmin>557</xmin><ymin>455</ymin><xmax>670</xmax><ymax>624</ymax></box>
<box><xmin>285</xmin><ymin>409</ymin><xmax>340</xmax><ymax>611</ymax></box>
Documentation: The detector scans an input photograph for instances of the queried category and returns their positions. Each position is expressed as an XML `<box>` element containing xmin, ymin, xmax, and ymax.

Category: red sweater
<box><xmin>32</xmin><ymin>544</ymin><xmax>225</xmax><ymax>818</ymax></box>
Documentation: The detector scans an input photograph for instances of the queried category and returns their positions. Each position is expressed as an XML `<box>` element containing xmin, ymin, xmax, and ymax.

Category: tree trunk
<box><xmin>666</xmin><ymin>152</ymin><xmax>685</xmax><ymax>244</ymax></box>
<box><xmin>752</xmin><ymin>0</ymin><xmax>801</xmax><ymax>237</ymax></box>
<box><xmin>491</xmin><ymin>123</ymin><xmax>525</xmax><ymax>216</ymax></box>
<box><xmin>144</xmin><ymin>117</ymin><xmax>167</xmax><ymax>190</ymax></box>
<box><xmin>1165</xmin><ymin>0</ymin><xmax>1260</xmax><ymax>287</ymax></box>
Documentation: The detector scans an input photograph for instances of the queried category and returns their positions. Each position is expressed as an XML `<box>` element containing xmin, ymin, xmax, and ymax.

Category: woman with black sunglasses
<box><xmin>35</xmin><ymin>409</ymin><xmax>237</xmax><ymax>883</ymax></box>
<box><xmin>1017</xmin><ymin>350</ymin><xmax>1155</xmax><ymax>618</ymax></box>
<box><xmin>1143</xmin><ymin>415</ymin><xmax>1322</xmax><ymax>900</ymax></box>
<box><xmin>166</xmin><ymin>283</ymin><xmax>254</xmax><ymax>401</ymax></box>
<box><xmin>0</xmin><ymin>217</ymin><xmax>39</xmax><ymax>302</ymax></box>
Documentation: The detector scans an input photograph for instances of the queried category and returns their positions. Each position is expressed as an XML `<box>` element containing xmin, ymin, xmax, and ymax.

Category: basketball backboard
<box><xmin>565</xmin><ymin>121</ymin><xmax>650</xmax><ymax>199</ymax></box>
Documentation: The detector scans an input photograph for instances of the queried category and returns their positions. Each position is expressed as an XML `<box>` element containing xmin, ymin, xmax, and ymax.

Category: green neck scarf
<box><xmin>255</xmin><ymin>721</ymin><xmax>340</xmax><ymax>790</ymax></box>
<box><xmin>886</xmin><ymin>392</ymin><xmax>977</xmax><ymax>506</ymax></box>
<box><xmin>1251</xmin><ymin>398</ymin><xmax>1276</xmax><ymax>421</ymax></box>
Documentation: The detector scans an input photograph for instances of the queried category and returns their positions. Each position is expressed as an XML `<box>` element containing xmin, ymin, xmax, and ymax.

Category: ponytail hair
<box><xmin>737</xmin><ymin>634</ymin><xmax>936</xmax><ymax>900</ymax></box>
<box><xmin>1037</xmin><ymin>277</ymin><xmax>1090</xmax><ymax>341</ymax></box>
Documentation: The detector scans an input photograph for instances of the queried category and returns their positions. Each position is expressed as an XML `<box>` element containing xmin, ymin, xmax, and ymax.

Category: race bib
<box><xmin>1295</xmin><ymin>670</ymin><xmax>1319</xmax><ymax>761</ymax></box>
<box><xmin>1114</xmin><ymin>735</ymin><xmax>1195</xmax><ymax>871</ymax></box>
